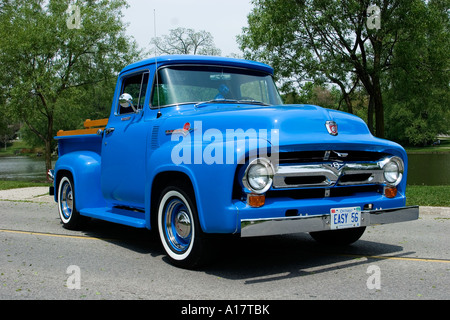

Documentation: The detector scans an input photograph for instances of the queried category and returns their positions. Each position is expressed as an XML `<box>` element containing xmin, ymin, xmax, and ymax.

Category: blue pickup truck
<box><xmin>49</xmin><ymin>55</ymin><xmax>419</xmax><ymax>268</ymax></box>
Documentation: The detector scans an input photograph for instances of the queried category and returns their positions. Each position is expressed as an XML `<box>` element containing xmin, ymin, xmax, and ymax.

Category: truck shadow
<box><xmin>79</xmin><ymin>219</ymin><xmax>410</xmax><ymax>283</ymax></box>
<box><xmin>79</xmin><ymin>219</ymin><xmax>164</xmax><ymax>257</ymax></box>
<box><xmin>200</xmin><ymin>233</ymin><xmax>410</xmax><ymax>283</ymax></box>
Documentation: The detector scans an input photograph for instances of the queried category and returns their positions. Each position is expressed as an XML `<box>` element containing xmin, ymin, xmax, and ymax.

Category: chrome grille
<box><xmin>277</xmin><ymin>150</ymin><xmax>388</xmax><ymax>164</ymax></box>
<box><xmin>273</xmin><ymin>151</ymin><xmax>390</xmax><ymax>189</ymax></box>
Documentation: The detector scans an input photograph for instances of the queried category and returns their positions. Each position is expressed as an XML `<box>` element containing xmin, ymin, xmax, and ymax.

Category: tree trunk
<box><xmin>44</xmin><ymin>139</ymin><xmax>52</xmax><ymax>180</ymax></box>
<box><xmin>371</xmin><ymin>43</ymin><xmax>385</xmax><ymax>139</ymax></box>
<box><xmin>373</xmin><ymin>84</ymin><xmax>385</xmax><ymax>139</ymax></box>
<box><xmin>343</xmin><ymin>92</ymin><xmax>353</xmax><ymax>114</ymax></box>
<box><xmin>367</xmin><ymin>95</ymin><xmax>374</xmax><ymax>135</ymax></box>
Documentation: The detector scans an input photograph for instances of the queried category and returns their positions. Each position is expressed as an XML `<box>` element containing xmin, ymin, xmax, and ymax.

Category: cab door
<box><xmin>101</xmin><ymin>70</ymin><xmax>150</xmax><ymax>208</ymax></box>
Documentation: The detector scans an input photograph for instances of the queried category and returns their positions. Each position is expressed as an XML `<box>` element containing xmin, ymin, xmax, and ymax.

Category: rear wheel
<box><xmin>309</xmin><ymin>227</ymin><xmax>366</xmax><ymax>246</ymax></box>
<box><xmin>157</xmin><ymin>183</ymin><xmax>208</xmax><ymax>268</ymax></box>
<box><xmin>58</xmin><ymin>174</ymin><xmax>88</xmax><ymax>230</ymax></box>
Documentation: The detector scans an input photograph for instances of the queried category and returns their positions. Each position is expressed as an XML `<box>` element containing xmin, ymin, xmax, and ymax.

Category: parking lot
<box><xmin>1</xmin><ymin>188</ymin><xmax>449</xmax><ymax>303</ymax></box>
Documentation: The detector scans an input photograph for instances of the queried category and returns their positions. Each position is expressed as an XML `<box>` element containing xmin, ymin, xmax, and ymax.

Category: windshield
<box><xmin>151</xmin><ymin>65</ymin><xmax>283</xmax><ymax>107</ymax></box>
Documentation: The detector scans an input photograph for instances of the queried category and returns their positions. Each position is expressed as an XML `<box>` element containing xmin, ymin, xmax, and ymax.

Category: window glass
<box><xmin>119</xmin><ymin>72</ymin><xmax>149</xmax><ymax>114</ymax></box>
<box><xmin>151</xmin><ymin>66</ymin><xmax>282</xmax><ymax>107</ymax></box>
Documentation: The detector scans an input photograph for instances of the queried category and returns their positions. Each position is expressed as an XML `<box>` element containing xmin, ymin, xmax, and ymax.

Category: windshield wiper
<box><xmin>195</xmin><ymin>99</ymin><xmax>269</xmax><ymax>108</ymax></box>
<box><xmin>237</xmin><ymin>99</ymin><xmax>270</xmax><ymax>106</ymax></box>
<box><xmin>195</xmin><ymin>99</ymin><xmax>239</xmax><ymax>107</ymax></box>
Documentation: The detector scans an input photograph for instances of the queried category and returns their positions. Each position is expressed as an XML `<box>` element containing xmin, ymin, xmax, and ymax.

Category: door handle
<box><xmin>104</xmin><ymin>127</ymin><xmax>115</xmax><ymax>135</ymax></box>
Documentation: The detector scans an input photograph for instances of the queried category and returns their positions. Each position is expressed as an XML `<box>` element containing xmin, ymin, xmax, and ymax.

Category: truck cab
<box><xmin>50</xmin><ymin>55</ymin><xmax>419</xmax><ymax>268</ymax></box>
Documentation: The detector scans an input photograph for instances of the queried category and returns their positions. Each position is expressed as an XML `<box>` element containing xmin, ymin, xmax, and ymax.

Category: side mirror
<box><xmin>119</xmin><ymin>93</ymin><xmax>137</xmax><ymax>113</ymax></box>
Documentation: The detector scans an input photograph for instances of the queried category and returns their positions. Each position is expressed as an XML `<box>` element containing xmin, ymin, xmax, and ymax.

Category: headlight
<box><xmin>242</xmin><ymin>158</ymin><xmax>274</xmax><ymax>194</ymax></box>
<box><xmin>382</xmin><ymin>157</ymin><xmax>404</xmax><ymax>186</ymax></box>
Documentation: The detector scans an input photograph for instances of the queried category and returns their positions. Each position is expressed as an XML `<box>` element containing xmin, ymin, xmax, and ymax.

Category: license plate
<box><xmin>330</xmin><ymin>206</ymin><xmax>361</xmax><ymax>230</ymax></box>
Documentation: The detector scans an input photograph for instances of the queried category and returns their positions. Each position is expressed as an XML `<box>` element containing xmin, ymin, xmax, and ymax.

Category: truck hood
<box><xmin>161</xmin><ymin>103</ymin><xmax>402</xmax><ymax>153</ymax></box>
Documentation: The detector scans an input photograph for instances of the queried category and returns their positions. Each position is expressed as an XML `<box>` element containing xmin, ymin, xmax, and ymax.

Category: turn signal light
<box><xmin>385</xmin><ymin>187</ymin><xmax>398</xmax><ymax>198</ymax></box>
<box><xmin>247</xmin><ymin>194</ymin><xmax>265</xmax><ymax>208</ymax></box>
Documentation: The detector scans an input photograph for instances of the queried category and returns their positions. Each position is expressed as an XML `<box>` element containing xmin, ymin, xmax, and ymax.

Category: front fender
<box><xmin>54</xmin><ymin>151</ymin><xmax>107</xmax><ymax>210</ymax></box>
<box><xmin>147</xmin><ymin>137</ymin><xmax>272</xmax><ymax>234</ymax></box>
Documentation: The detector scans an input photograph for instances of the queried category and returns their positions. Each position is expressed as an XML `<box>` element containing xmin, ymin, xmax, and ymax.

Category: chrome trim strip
<box><xmin>273</xmin><ymin>164</ymin><xmax>338</xmax><ymax>187</ymax></box>
<box><xmin>240</xmin><ymin>206</ymin><xmax>419</xmax><ymax>237</ymax></box>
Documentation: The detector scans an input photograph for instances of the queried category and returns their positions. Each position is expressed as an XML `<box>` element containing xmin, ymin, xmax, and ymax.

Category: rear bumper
<box><xmin>48</xmin><ymin>169</ymin><xmax>55</xmax><ymax>196</ymax></box>
<box><xmin>240</xmin><ymin>205</ymin><xmax>419</xmax><ymax>237</ymax></box>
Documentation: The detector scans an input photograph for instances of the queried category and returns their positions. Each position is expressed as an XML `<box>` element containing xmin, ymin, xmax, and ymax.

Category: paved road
<box><xmin>0</xmin><ymin>188</ymin><xmax>449</xmax><ymax>303</ymax></box>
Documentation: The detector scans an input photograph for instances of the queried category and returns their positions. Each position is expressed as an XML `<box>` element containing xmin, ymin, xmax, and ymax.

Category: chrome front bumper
<box><xmin>240</xmin><ymin>206</ymin><xmax>419</xmax><ymax>237</ymax></box>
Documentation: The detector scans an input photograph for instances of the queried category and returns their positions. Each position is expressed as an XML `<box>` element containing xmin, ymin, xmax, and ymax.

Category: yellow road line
<box><xmin>0</xmin><ymin>229</ymin><xmax>102</xmax><ymax>241</ymax></box>
<box><xmin>1</xmin><ymin>228</ymin><xmax>449</xmax><ymax>264</ymax></box>
<box><xmin>337</xmin><ymin>253</ymin><xmax>450</xmax><ymax>264</ymax></box>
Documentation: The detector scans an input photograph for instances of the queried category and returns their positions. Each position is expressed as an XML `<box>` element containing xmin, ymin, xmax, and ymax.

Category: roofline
<box><xmin>120</xmin><ymin>55</ymin><xmax>274</xmax><ymax>75</ymax></box>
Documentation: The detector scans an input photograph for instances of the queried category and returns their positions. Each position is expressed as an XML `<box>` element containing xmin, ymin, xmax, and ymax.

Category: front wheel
<box><xmin>157</xmin><ymin>184</ymin><xmax>207</xmax><ymax>269</ymax></box>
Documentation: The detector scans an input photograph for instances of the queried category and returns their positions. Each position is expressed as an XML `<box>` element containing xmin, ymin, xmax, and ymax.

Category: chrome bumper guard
<box><xmin>240</xmin><ymin>206</ymin><xmax>419</xmax><ymax>238</ymax></box>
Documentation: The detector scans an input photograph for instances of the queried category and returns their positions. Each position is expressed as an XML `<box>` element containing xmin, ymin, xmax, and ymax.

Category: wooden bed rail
<box><xmin>56</xmin><ymin>118</ymin><xmax>109</xmax><ymax>137</ymax></box>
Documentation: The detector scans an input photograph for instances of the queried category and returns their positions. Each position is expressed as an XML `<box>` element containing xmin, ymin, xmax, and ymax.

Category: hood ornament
<box><xmin>325</xmin><ymin>121</ymin><xmax>338</xmax><ymax>136</ymax></box>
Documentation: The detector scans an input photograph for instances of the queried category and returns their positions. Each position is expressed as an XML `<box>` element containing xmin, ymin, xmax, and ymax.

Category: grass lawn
<box><xmin>0</xmin><ymin>180</ymin><xmax>51</xmax><ymax>191</ymax></box>
<box><xmin>0</xmin><ymin>140</ymin><xmax>30</xmax><ymax>157</ymax></box>
<box><xmin>406</xmin><ymin>185</ymin><xmax>450</xmax><ymax>207</ymax></box>
<box><xmin>405</xmin><ymin>137</ymin><xmax>450</xmax><ymax>153</ymax></box>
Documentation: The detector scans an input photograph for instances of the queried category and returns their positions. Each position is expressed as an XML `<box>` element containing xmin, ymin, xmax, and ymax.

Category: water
<box><xmin>407</xmin><ymin>153</ymin><xmax>450</xmax><ymax>186</ymax></box>
<box><xmin>0</xmin><ymin>154</ymin><xmax>449</xmax><ymax>185</ymax></box>
<box><xmin>0</xmin><ymin>156</ymin><xmax>48</xmax><ymax>181</ymax></box>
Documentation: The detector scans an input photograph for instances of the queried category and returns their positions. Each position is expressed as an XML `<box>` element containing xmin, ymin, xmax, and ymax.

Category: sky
<box><xmin>122</xmin><ymin>0</ymin><xmax>254</xmax><ymax>57</ymax></box>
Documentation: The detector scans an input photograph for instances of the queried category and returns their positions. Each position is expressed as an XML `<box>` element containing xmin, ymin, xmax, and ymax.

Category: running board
<box><xmin>79</xmin><ymin>207</ymin><xmax>146</xmax><ymax>228</ymax></box>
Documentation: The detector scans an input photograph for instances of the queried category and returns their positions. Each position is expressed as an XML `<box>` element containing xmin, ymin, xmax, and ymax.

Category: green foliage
<box><xmin>0</xmin><ymin>0</ymin><xmax>141</xmax><ymax>169</ymax></box>
<box><xmin>238</xmin><ymin>0</ymin><xmax>394</xmax><ymax>135</ymax></box>
<box><xmin>282</xmin><ymin>82</ymin><xmax>342</xmax><ymax>110</ymax></box>
<box><xmin>384</xmin><ymin>0</ymin><xmax>450</xmax><ymax>146</ymax></box>
<box><xmin>239</xmin><ymin>0</ymin><xmax>449</xmax><ymax>142</ymax></box>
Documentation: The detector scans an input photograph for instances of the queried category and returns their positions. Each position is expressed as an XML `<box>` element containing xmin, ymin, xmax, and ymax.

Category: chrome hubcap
<box><xmin>175</xmin><ymin>210</ymin><xmax>191</xmax><ymax>239</ymax></box>
<box><xmin>165</xmin><ymin>198</ymin><xmax>192</xmax><ymax>252</ymax></box>
<box><xmin>60</xmin><ymin>182</ymin><xmax>73</xmax><ymax>219</ymax></box>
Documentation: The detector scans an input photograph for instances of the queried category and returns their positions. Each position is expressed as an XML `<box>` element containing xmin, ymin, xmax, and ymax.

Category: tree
<box><xmin>0</xmin><ymin>111</ymin><xmax>18</xmax><ymax>151</ymax></box>
<box><xmin>384</xmin><ymin>0</ymin><xmax>450</xmax><ymax>146</ymax></box>
<box><xmin>150</xmin><ymin>27</ymin><xmax>221</xmax><ymax>56</ymax></box>
<box><xmin>238</xmin><ymin>0</ymin><xmax>434</xmax><ymax>138</ymax></box>
<box><xmin>0</xmin><ymin>0</ymin><xmax>140</xmax><ymax>173</ymax></box>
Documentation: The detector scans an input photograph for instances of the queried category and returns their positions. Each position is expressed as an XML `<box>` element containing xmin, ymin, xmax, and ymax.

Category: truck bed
<box><xmin>55</xmin><ymin>118</ymin><xmax>108</xmax><ymax>157</ymax></box>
